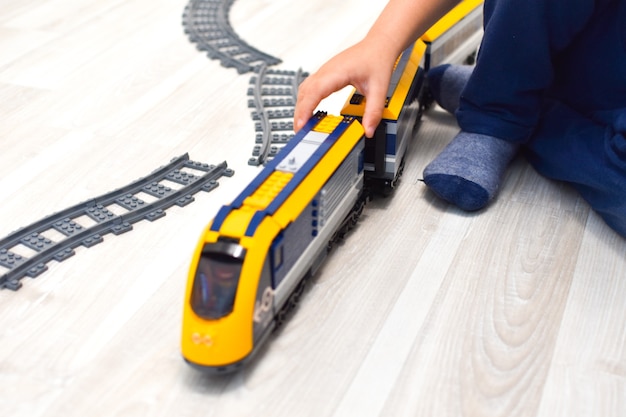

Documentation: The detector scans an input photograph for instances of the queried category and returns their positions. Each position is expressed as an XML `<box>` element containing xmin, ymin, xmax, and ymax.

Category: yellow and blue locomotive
<box><xmin>181</xmin><ymin>0</ymin><xmax>484</xmax><ymax>373</ymax></box>
<box><xmin>182</xmin><ymin>112</ymin><xmax>367</xmax><ymax>372</ymax></box>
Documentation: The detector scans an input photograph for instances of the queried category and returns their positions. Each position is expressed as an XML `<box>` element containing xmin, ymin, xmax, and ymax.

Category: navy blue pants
<box><xmin>456</xmin><ymin>0</ymin><xmax>626</xmax><ymax>237</ymax></box>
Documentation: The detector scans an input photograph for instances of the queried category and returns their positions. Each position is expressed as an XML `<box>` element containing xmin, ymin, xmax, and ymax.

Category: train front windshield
<box><xmin>190</xmin><ymin>245</ymin><xmax>245</xmax><ymax>320</ymax></box>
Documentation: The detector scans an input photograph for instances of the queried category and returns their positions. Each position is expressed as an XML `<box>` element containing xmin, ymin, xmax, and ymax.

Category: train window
<box><xmin>190</xmin><ymin>249</ymin><xmax>244</xmax><ymax>320</ymax></box>
<box><xmin>270</xmin><ymin>234</ymin><xmax>284</xmax><ymax>272</ymax></box>
<box><xmin>273</xmin><ymin>244</ymin><xmax>283</xmax><ymax>270</ymax></box>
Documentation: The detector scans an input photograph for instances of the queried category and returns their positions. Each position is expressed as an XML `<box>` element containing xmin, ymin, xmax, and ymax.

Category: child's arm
<box><xmin>294</xmin><ymin>0</ymin><xmax>461</xmax><ymax>137</ymax></box>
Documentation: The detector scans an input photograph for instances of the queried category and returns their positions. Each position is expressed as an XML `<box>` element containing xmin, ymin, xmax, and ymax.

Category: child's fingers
<box><xmin>294</xmin><ymin>74</ymin><xmax>347</xmax><ymax>132</ymax></box>
<box><xmin>294</xmin><ymin>78</ymin><xmax>325</xmax><ymax>132</ymax></box>
<box><xmin>361</xmin><ymin>83</ymin><xmax>387</xmax><ymax>138</ymax></box>
<box><xmin>294</xmin><ymin>89</ymin><xmax>313</xmax><ymax>132</ymax></box>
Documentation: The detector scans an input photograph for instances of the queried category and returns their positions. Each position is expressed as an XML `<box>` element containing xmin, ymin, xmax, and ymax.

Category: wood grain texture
<box><xmin>0</xmin><ymin>1</ymin><xmax>624</xmax><ymax>416</ymax></box>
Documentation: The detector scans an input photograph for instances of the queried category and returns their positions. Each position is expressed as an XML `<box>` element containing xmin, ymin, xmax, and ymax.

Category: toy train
<box><xmin>181</xmin><ymin>0</ymin><xmax>484</xmax><ymax>373</ymax></box>
<box><xmin>342</xmin><ymin>0</ymin><xmax>483</xmax><ymax>193</ymax></box>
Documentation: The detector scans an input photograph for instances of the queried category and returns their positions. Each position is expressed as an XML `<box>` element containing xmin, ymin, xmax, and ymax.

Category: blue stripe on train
<box><xmin>210</xmin><ymin>112</ymin><xmax>327</xmax><ymax>232</ymax></box>
<box><xmin>244</xmin><ymin>117</ymin><xmax>353</xmax><ymax>237</ymax></box>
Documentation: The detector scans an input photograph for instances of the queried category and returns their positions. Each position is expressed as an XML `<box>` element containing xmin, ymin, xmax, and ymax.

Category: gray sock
<box><xmin>423</xmin><ymin>131</ymin><xmax>519</xmax><ymax>211</ymax></box>
<box><xmin>427</xmin><ymin>64</ymin><xmax>474</xmax><ymax>114</ymax></box>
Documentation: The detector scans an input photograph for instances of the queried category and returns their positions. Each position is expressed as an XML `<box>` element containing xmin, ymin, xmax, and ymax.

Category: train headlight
<box><xmin>191</xmin><ymin>332</ymin><xmax>214</xmax><ymax>347</ymax></box>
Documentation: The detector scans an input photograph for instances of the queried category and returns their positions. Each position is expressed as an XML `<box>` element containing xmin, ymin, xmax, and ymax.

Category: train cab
<box><xmin>182</xmin><ymin>113</ymin><xmax>365</xmax><ymax>373</ymax></box>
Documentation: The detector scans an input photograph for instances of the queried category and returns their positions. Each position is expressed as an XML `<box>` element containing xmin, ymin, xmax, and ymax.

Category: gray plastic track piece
<box><xmin>182</xmin><ymin>0</ymin><xmax>281</xmax><ymax>74</ymax></box>
<box><xmin>0</xmin><ymin>154</ymin><xmax>234</xmax><ymax>291</ymax></box>
<box><xmin>247</xmin><ymin>64</ymin><xmax>308</xmax><ymax>166</ymax></box>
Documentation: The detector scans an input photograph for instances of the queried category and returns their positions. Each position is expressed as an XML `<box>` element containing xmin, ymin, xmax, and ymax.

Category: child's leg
<box><xmin>422</xmin><ymin>0</ymin><xmax>616</xmax><ymax>211</ymax></box>
<box><xmin>525</xmin><ymin>102</ymin><xmax>626</xmax><ymax>238</ymax></box>
<box><xmin>423</xmin><ymin>130</ymin><xmax>518</xmax><ymax>211</ymax></box>
<box><xmin>424</xmin><ymin>64</ymin><xmax>518</xmax><ymax>211</ymax></box>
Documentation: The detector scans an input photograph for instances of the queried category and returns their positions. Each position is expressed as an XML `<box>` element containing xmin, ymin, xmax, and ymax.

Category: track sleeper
<box><xmin>1</xmin><ymin>155</ymin><xmax>233</xmax><ymax>291</ymax></box>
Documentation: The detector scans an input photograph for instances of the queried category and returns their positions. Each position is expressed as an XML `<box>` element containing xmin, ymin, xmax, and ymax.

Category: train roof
<box><xmin>210</xmin><ymin>112</ymin><xmax>364</xmax><ymax>239</ymax></box>
<box><xmin>340</xmin><ymin>39</ymin><xmax>426</xmax><ymax>121</ymax></box>
<box><xmin>421</xmin><ymin>0</ymin><xmax>483</xmax><ymax>43</ymax></box>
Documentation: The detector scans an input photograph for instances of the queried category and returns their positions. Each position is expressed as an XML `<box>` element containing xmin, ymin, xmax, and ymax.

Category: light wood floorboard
<box><xmin>0</xmin><ymin>1</ymin><xmax>624</xmax><ymax>416</ymax></box>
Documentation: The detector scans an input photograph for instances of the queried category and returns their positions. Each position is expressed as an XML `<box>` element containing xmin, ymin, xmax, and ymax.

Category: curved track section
<box><xmin>247</xmin><ymin>64</ymin><xmax>308</xmax><ymax>165</ymax></box>
<box><xmin>183</xmin><ymin>0</ymin><xmax>282</xmax><ymax>74</ymax></box>
<box><xmin>0</xmin><ymin>154</ymin><xmax>234</xmax><ymax>291</ymax></box>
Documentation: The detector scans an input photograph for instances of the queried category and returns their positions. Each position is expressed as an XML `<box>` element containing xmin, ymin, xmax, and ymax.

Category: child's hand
<box><xmin>294</xmin><ymin>39</ymin><xmax>397</xmax><ymax>138</ymax></box>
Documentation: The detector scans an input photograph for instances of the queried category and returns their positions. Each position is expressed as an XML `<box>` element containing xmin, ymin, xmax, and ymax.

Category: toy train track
<box><xmin>182</xmin><ymin>0</ymin><xmax>282</xmax><ymax>74</ymax></box>
<box><xmin>247</xmin><ymin>64</ymin><xmax>308</xmax><ymax>166</ymax></box>
<box><xmin>0</xmin><ymin>154</ymin><xmax>233</xmax><ymax>291</ymax></box>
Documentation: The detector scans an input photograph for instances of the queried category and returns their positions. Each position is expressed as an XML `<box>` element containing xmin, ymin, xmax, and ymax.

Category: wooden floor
<box><xmin>1</xmin><ymin>1</ymin><xmax>625</xmax><ymax>416</ymax></box>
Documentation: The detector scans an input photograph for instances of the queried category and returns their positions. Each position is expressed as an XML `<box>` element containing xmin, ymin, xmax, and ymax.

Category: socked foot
<box><xmin>423</xmin><ymin>131</ymin><xmax>519</xmax><ymax>211</ymax></box>
<box><xmin>427</xmin><ymin>64</ymin><xmax>474</xmax><ymax>114</ymax></box>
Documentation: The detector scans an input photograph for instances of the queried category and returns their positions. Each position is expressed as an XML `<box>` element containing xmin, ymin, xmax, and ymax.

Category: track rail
<box><xmin>247</xmin><ymin>64</ymin><xmax>308</xmax><ymax>165</ymax></box>
<box><xmin>182</xmin><ymin>0</ymin><xmax>281</xmax><ymax>74</ymax></box>
<box><xmin>0</xmin><ymin>154</ymin><xmax>233</xmax><ymax>291</ymax></box>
